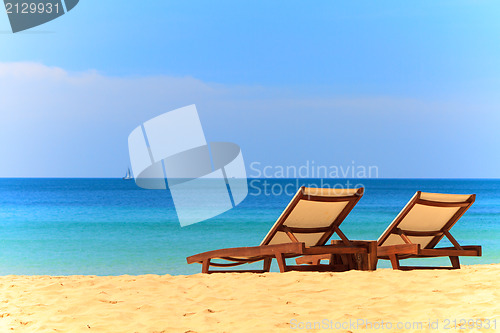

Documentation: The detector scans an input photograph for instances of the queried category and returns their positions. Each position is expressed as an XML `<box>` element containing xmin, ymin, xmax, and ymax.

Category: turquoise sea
<box><xmin>0</xmin><ymin>179</ymin><xmax>498</xmax><ymax>275</ymax></box>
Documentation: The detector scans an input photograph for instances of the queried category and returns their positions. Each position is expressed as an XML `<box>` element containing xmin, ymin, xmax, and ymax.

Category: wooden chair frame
<box><xmin>187</xmin><ymin>187</ymin><xmax>377</xmax><ymax>273</ymax></box>
<box><xmin>377</xmin><ymin>191</ymin><xmax>481</xmax><ymax>270</ymax></box>
<box><xmin>294</xmin><ymin>240</ymin><xmax>378</xmax><ymax>271</ymax></box>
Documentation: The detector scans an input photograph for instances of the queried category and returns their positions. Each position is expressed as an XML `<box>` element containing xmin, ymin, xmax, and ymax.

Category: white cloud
<box><xmin>0</xmin><ymin>62</ymin><xmax>498</xmax><ymax>177</ymax></box>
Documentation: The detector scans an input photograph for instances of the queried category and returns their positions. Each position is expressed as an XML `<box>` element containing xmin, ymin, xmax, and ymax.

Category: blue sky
<box><xmin>1</xmin><ymin>1</ymin><xmax>499</xmax><ymax>177</ymax></box>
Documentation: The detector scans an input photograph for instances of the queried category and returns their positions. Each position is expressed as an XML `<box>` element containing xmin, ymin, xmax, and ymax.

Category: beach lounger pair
<box><xmin>187</xmin><ymin>187</ymin><xmax>481</xmax><ymax>273</ymax></box>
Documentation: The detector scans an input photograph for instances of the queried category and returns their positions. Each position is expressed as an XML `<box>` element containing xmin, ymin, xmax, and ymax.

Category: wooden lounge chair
<box><xmin>376</xmin><ymin>191</ymin><xmax>481</xmax><ymax>270</ymax></box>
<box><xmin>296</xmin><ymin>191</ymin><xmax>482</xmax><ymax>270</ymax></box>
<box><xmin>186</xmin><ymin>186</ymin><xmax>378</xmax><ymax>273</ymax></box>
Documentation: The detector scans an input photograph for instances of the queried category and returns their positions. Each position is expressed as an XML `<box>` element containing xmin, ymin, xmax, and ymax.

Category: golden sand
<box><xmin>0</xmin><ymin>264</ymin><xmax>498</xmax><ymax>332</ymax></box>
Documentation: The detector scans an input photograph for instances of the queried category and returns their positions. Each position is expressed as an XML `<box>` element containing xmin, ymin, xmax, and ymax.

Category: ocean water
<box><xmin>0</xmin><ymin>178</ymin><xmax>498</xmax><ymax>276</ymax></box>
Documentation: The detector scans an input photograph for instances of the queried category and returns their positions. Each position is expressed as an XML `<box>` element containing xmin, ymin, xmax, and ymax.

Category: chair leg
<box><xmin>358</xmin><ymin>253</ymin><xmax>367</xmax><ymax>270</ymax></box>
<box><xmin>202</xmin><ymin>259</ymin><xmax>211</xmax><ymax>274</ymax></box>
<box><xmin>329</xmin><ymin>253</ymin><xmax>341</xmax><ymax>266</ymax></box>
<box><xmin>263</xmin><ymin>258</ymin><xmax>272</xmax><ymax>272</ymax></box>
<box><xmin>354</xmin><ymin>254</ymin><xmax>363</xmax><ymax>270</ymax></box>
<box><xmin>389</xmin><ymin>254</ymin><xmax>400</xmax><ymax>270</ymax></box>
<box><xmin>275</xmin><ymin>253</ymin><xmax>288</xmax><ymax>273</ymax></box>
<box><xmin>339</xmin><ymin>254</ymin><xmax>350</xmax><ymax>268</ymax></box>
<box><xmin>367</xmin><ymin>242</ymin><xmax>378</xmax><ymax>271</ymax></box>
<box><xmin>330</xmin><ymin>254</ymin><xmax>340</xmax><ymax>265</ymax></box>
<box><xmin>450</xmin><ymin>256</ymin><xmax>460</xmax><ymax>269</ymax></box>
<box><xmin>349</xmin><ymin>254</ymin><xmax>358</xmax><ymax>270</ymax></box>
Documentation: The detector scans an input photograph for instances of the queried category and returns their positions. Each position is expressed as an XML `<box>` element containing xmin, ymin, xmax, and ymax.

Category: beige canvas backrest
<box><xmin>377</xmin><ymin>191</ymin><xmax>475</xmax><ymax>249</ymax></box>
<box><xmin>260</xmin><ymin>187</ymin><xmax>364</xmax><ymax>247</ymax></box>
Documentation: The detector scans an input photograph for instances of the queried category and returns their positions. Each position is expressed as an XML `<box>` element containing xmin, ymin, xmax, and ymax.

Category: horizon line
<box><xmin>0</xmin><ymin>177</ymin><xmax>499</xmax><ymax>180</ymax></box>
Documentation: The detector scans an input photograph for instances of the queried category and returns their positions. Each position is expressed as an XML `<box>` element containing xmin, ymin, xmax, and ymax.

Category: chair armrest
<box><xmin>187</xmin><ymin>242</ymin><xmax>306</xmax><ymax>264</ymax></box>
<box><xmin>377</xmin><ymin>243</ymin><xmax>420</xmax><ymax>257</ymax></box>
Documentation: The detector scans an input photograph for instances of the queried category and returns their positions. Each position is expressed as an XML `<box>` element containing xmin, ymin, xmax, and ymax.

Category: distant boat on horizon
<box><xmin>123</xmin><ymin>168</ymin><xmax>133</xmax><ymax>180</ymax></box>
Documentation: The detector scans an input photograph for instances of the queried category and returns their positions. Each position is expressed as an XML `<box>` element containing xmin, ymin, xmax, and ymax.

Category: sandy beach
<box><xmin>0</xmin><ymin>264</ymin><xmax>498</xmax><ymax>332</ymax></box>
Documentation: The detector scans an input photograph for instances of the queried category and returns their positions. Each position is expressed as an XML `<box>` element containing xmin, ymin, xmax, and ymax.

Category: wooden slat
<box><xmin>397</xmin><ymin>266</ymin><xmax>458</xmax><ymax>271</ymax></box>
<box><xmin>283</xmin><ymin>226</ymin><xmax>332</xmax><ymax>233</ymax></box>
<box><xmin>219</xmin><ymin>257</ymin><xmax>264</xmax><ymax>262</ymax></box>
<box><xmin>377</xmin><ymin>244</ymin><xmax>420</xmax><ymax>257</ymax></box>
<box><xmin>208</xmin><ymin>262</ymin><xmax>248</xmax><ymax>267</ymax></box>
<box><xmin>304</xmin><ymin>245</ymin><xmax>368</xmax><ymax>255</ymax></box>
<box><xmin>285</xmin><ymin>264</ymin><xmax>349</xmax><ymax>272</ymax></box>
<box><xmin>415</xmin><ymin>199</ymin><xmax>471</xmax><ymax>208</ymax></box>
<box><xmin>464</xmin><ymin>245</ymin><xmax>482</xmax><ymax>256</ymax></box>
<box><xmin>206</xmin><ymin>269</ymin><xmax>268</xmax><ymax>274</ymax></box>
<box><xmin>186</xmin><ymin>242</ymin><xmax>305</xmax><ymax>264</ymax></box>
<box><xmin>394</xmin><ymin>229</ymin><xmax>443</xmax><ymax>237</ymax></box>
<box><xmin>443</xmin><ymin>230</ymin><xmax>463</xmax><ymax>250</ymax></box>
<box><xmin>281</xmin><ymin>225</ymin><xmax>299</xmax><ymax>242</ymax></box>
<box><xmin>399</xmin><ymin>232</ymin><xmax>413</xmax><ymax>245</ymax></box>
<box><xmin>333</xmin><ymin>225</ymin><xmax>351</xmax><ymax>246</ymax></box>
<box><xmin>301</xmin><ymin>195</ymin><xmax>360</xmax><ymax>202</ymax></box>
<box><xmin>419</xmin><ymin>248</ymin><xmax>481</xmax><ymax>257</ymax></box>
<box><xmin>295</xmin><ymin>254</ymin><xmax>328</xmax><ymax>265</ymax></box>
<box><xmin>331</xmin><ymin>240</ymin><xmax>375</xmax><ymax>247</ymax></box>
